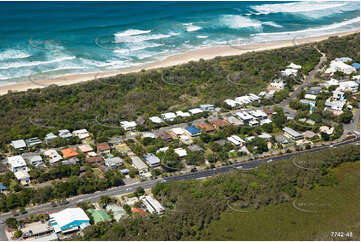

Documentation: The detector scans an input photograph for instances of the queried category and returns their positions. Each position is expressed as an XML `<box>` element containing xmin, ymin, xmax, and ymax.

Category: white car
<box><xmin>267</xmin><ymin>159</ymin><xmax>273</xmax><ymax>163</ymax></box>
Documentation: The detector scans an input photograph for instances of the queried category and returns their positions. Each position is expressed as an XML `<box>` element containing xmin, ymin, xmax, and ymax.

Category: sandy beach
<box><xmin>0</xmin><ymin>29</ymin><xmax>359</xmax><ymax>96</ymax></box>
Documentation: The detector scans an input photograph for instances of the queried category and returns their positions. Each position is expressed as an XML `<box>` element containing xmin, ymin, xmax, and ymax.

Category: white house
<box><xmin>174</xmin><ymin>148</ymin><xmax>187</xmax><ymax>157</ymax></box>
<box><xmin>72</xmin><ymin>129</ymin><xmax>90</xmax><ymax>140</ymax></box>
<box><xmin>281</xmin><ymin>68</ymin><xmax>298</xmax><ymax>76</ymax></box>
<box><xmin>224</xmin><ymin>99</ymin><xmax>238</xmax><ymax>108</ymax></box>
<box><xmin>14</xmin><ymin>170</ymin><xmax>31</xmax><ymax>185</ymax></box>
<box><xmin>141</xmin><ymin>196</ymin><xmax>165</xmax><ymax>214</ymax></box>
<box><xmin>11</xmin><ymin>140</ymin><xmax>27</xmax><ymax>150</ymax></box>
<box><xmin>287</xmin><ymin>63</ymin><xmax>302</xmax><ymax>69</ymax></box>
<box><xmin>120</xmin><ymin>121</ymin><xmax>137</xmax><ymax>131</ymax></box>
<box><xmin>149</xmin><ymin>116</ymin><xmax>164</xmax><ymax>124</ymax></box>
<box><xmin>7</xmin><ymin>155</ymin><xmax>28</xmax><ymax>173</ymax></box>
<box><xmin>161</xmin><ymin>112</ymin><xmax>177</xmax><ymax>121</ymax></box>
<box><xmin>270</xmin><ymin>79</ymin><xmax>285</xmax><ymax>89</ymax></box>
<box><xmin>304</xmin><ymin>94</ymin><xmax>317</xmax><ymax>100</ymax></box>
<box><xmin>189</xmin><ymin>108</ymin><xmax>203</xmax><ymax>115</ymax></box>
<box><xmin>227</xmin><ymin>135</ymin><xmax>245</xmax><ymax>146</ymax></box>
<box><xmin>332</xmin><ymin>90</ymin><xmax>345</xmax><ymax>101</ymax></box>
<box><xmin>325</xmin><ymin>99</ymin><xmax>346</xmax><ymax>111</ymax></box>
<box><xmin>176</xmin><ymin>111</ymin><xmax>191</xmax><ymax>117</ymax></box>
<box><xmin>44</xmin><ymin>149</ymin><xmax>62</xmax><ymax>164</ymax></box>
<box><xmin>338</xmin><ymin>81</ymin><xmax>359</xmax><ymax>92</ymax></box>
<box><xmin>325</xmin><ymin>60</ymin><xmax>356</xmax><ymax>75</ymax></box>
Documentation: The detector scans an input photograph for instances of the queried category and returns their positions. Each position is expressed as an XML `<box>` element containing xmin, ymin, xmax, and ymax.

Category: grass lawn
<box><xmin>201</xmin><ymin>162</ymin><xmax>360</xmax><ymax>241</ymax></box>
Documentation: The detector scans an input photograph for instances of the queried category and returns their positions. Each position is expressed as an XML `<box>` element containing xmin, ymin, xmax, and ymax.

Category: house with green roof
<box><xmin>87</xmin><ymin>209</ymin><xmax>112</xmax><ymax>224</ymax></box>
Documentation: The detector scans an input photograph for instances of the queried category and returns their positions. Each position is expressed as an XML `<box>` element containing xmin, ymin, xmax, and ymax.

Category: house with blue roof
<box><xmin>352</xmin><ymin>63</ymin><xmax>360</xmax><ymax>70</ymax></box>
<box><xmin>49</xmin><ymin>208</ymin><xmax>90</xmax><ymax>234</ymax></box>
<box><xmin>0</xmin><ymin>184</ymin><xmax>6</xmax><ymax>192</ymax></box>
<box><xmin>184</xmin><ymin>126</ymin><xmax>201</xmax><ymax>137</ymax></box>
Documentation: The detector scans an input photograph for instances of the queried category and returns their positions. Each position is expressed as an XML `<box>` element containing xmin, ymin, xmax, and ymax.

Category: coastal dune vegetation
<box><xmin>0</xmin><ymin>34</ymin><xmax>358</xmax><ymax>150</ymax></box>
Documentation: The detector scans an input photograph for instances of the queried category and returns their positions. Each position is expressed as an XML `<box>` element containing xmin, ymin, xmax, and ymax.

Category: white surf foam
<box><xmin>0</xmin><ymin>56</ymin><xmax>76</xmax><ymax>70</ymax></box>
<box><xmin>183</xmin><ymin>23</ymin><xmax>202</xmax><ymax>32</ymax></box>
<box><xmin>0</xmin><ymin>49</ymin><xmax>31</xmax><ymax>61</ymax></box>
<box><xmin>196</xmin><ymin>35</ymin><xmax>208</xmax><ymax>39</ymax></box>
<box><xmin>220</xmin><ymin>15</ymin><xmax>263</xmax><ymax>30</ymax></box>
<box><xmin>263</xmin><ymin>21</ymin><xmax>282</xmax><ymax>28</ymax></box>
<box><xmin>114</xmin><ymin>29</ymin><xmax>152</xmax><ymax>37</ymax></box>
<box><xmin>250</xmin><ymin>1</ymin><xmax>358</xmax><ymax>18</ymax></box>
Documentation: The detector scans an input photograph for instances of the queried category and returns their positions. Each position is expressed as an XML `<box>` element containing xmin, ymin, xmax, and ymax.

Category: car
<box><xmin>235</xmin><ymin>166</ymin><xmax>243</xmax><ymax>170</ymax></box>
<box><xmin>267</xmin><ymin>159</ymin><xmax>273</xmax><ymax>163</ymax></box>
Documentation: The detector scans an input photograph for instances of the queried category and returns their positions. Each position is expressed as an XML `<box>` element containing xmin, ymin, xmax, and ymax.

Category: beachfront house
<box><xmin>11</xmin><ymin>139</ymin><xmax>27</xmax><ymax>150</ymax></box>
<box><xmin>7</xmin><ymin>155</ymin><xmax>28</xmax><ymax>173</ymax></box>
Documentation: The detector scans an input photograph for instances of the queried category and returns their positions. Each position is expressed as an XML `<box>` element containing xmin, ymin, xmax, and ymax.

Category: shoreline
<box><xmin>0</xmin><ymin>29</ymin><xmax>359</xmax><ymax>96</ymax></box>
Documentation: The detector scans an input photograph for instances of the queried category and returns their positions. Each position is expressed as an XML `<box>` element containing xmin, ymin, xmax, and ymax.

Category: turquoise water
<box><xmin>0</xmin><ymin>1</ymin><xmax>359</xmax><ymax>85</ymax></box>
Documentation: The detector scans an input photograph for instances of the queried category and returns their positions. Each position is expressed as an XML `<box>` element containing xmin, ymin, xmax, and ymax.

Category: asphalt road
<box><xmin>1</xmin><ymin>136</ymin><xmax>358</xmax><ymax>241</ymax></box>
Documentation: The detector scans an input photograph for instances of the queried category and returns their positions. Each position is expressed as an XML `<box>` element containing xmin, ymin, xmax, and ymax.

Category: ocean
<box><xmin>0</xmin><ymin>1</ymin><xmax>359</xmax><ymax>85</ymax></box>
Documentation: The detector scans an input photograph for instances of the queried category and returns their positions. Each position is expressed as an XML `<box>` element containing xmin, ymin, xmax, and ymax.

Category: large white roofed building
<box><xmin>7</xmin><ymin>155</ymin><xmax>28</xmax><ymax>173</ymax></box>
<box><xmin>49</xmin><ymin>208</ymin><xmax>90</xmax><ymax>234</ymax></box>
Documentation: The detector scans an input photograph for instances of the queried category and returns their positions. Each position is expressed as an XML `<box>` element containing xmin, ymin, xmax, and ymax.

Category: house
<box><xmin>235</xmin><ymin>111</ymin><xmax>253</xmax><ymax>122</ymax></box>
<box><xmin>78</xmin><ymin>144</ymin><xmax>94</xmax><ymax>154</ymax></box>
<box><xmin>149</xmin><ymin>116</ymin><xmax>164</xmax><ymax>124</ymax></box>
<box><xmin>25</xmin><ymin>137</ymin><xmax>42</xmax><ymax>147</ymax></box>
<box><xmin>300</xmin><ymin>99</ymin><xmax>316</xmax><ymax>107</ymax></box>
<box><xmin>143</xmin><ymin>153</ymin><xmax>160</xmax><ymax>168</ymax></box>
<box><xmin>188</xmin><ymin>144</ymin><xmax>203</xmax><ymax>152</ymax></box>
<box><xmin>275</xmin><ymin>135</ymin><xmax>289</xmax><ymax>144</ymax></box>
<box><xmin>235</xmin><ymin>96</ymin><xmax>251</xmax><ymax>105</ymax></box>
<box><xmin>325</xmin><ymin>99</ymin><xmax>346</xmax><ymax>111</ymax></box>
<box><xmin>304</xmin><ymin>94</ymin><xmax>317</xmax><ymax>100</ymax></box>
<box><xmin>325</xmin><ymin>60</ymin><xmax>356</xmax><ymax>75</ymax></box>
<box><xmin>224</xmin><ymin>99</ymin><xmax>238</xmax><ymax>108</ymax></box>
<box><xmin>62</xmin><ymin>157</ymin><xmax>79</xmax><ymax>166</ymax></box>
<box><xmin>106</xmin><ymin>204</ymin><xmax>127</xmax><ymax>222</ymax></box>
<box><xmin>196</xmin><ymin>122</ymin><xmax>215</xmax><ymax>133</ymax></box>
<box><xmin>156</xmin><ymin>131</ymin><xmax>172</xmax><ymax>141</ymax></box>
<box><xmin>320</xmin><ymin>126</ymin><xmax>334</xmax><ymax>135</ymax></box>
<box><xmin>87</xmin><ymin>209</ymin><xmax>111</xmax><ymax>224</ymax></box>
<box><xmin>161</xmin><ymin>112</ymin><xmax>177</xmax><ymax>122</ymax></box>
<box><xmin>44</xmin><ymin>149</ymin><xmax>62</xmax><ymax>164</ymax></box>
<box><xmin>224</xmin><ymin>116</ymin><xmax>243</xmax><ymax>126</ymax></box>
<box><xmin>141</xmin><ymin>196</ymin><xmax>165</xmax><ymax>214</ymax></box>
<box><xmin>281</xmin><ymin>68</ymin><xmax>298</xmax><ymax>76</ymax></box>
<box><xmin>210</xmin><ymin>119</ymin><xmax>229</xmax><ymax>129</ymax></box>
<box><xmin>188</xmin><ymin>108</ymin><xmax>203</xmax><ymax>115</ymax></box>
<box><xmin>28</xmin><ymin>155</ymin><xmax>43</xmax><ymax>167</ymax></box>
<box><xmin>45</xmin><ymin>133</ymin><xmax>58</xmax><ymax>145</ymax></box>
<box><xmin>249</xmin><ymin>119</ymin><xmax>259</xmax><ymax>127</ymax></box>
<box><xmin>245</xmin><ymin>136</ymin><xmax>255</xmax><ymax>142</ymax></box>
<box><xmin>227</xmin><ymin>135</ymin><xmax>245</xmax><ymax>146</ymax></box>
<box><xmin>86</xmin><ymin>156</ymin><xmax>103</xmax><ymax>164</ymax></box>
<box><xmin>104</xmin><ymin>157</ymin><xmax>123</xmax><ymax>169</ymax></box>
<box><xmin>352</xmin><ymin>62</ymin><xmax>360</xmax><ymax>70</ymax></box>
<box><xmin>0</xmin><ymin>184</ymin><xmax>6</xmax><ymax>192</ymax></box>
<box><xmin>260</xmin><ymin>119</ymin><xmax>272</xmax><ymax>125</ymax></box>
<box><xmin>11</xmin><ymin>139</ymin><xmax>27</xmax><ymax>150</ymax></box>
<box><xmin>97</xmin><ymin>142</ymin><xmax>111</xmax><ymax>154</ymax></box>
<box><xmin>7</xmin><ymin>155</ymin><xmax>28</xmax><ymax>173</ymax></box>
<box><xmin>270</xmin><ymin>78</ymin><xmax>285</xmax><ymax>89</ymax></box>
<box><xmin>115</xmin><ymin>143</ymin><xmax>133</xmax><ymax>154</ymax></box>
<box><xmin>61</xmin><ymin>148</ymin><xmax>78</xmax><ymax>159</ymax></box>
<box><xmin>338</xmin><ymin>81</ymin><xmax>359</xmax><ymax>92</ymax></box>
<box><xmin>143</xmin><ymin>132</ymin><xmax>156</xmax><ymax>139</ymax></box>
<box><xmin>174</xmin><ymin>148</ymin><xmax>187</xmax><ymax>157</ymax></box>
<box><xmin>200</xmin><ymin>104</ymin><xmax>214</xmax><ymax>112</ymax></box>
<box><xmin>72</xmin><ymin>129</ymin><xmax>90</xmax><ymax>140</ymax></box>
<box><xmin>248</xmin><ymin>93</ymin><xmax>261</xmax><ymax>102</ymax></box>
<box><xmin>136</xmin><ymin>116</ymin><xmax>145</xmax><ymax>125</ymax></box>
<box><xmin>307</xmin><ymin>87</ymin><xmax>321</xmax><ymax>95</ymax></box>
<box><xmin>131</xmin><ymin>156</ymin><xmax>148</xmax><ymax>171</ymax></box>
<box><xmin>249</xmin><ymin>110</ymin><xmax>267</xmax><ymax>120</ymax></box>
<box><xmin>258</xmin><ymin>133</ymin><xmax>272</xmax><ymax>140</ymax></box>
<box><xmin>332</xmin><ymin>90</ymin><xmax>345</xmax><ymax>101</ymax></box>
<box><xmin>180</xmin><ymin>135</ymin><xmax>193</xmax><ymax>145</ymax></box>
<box><xmin>288</xmin><ymin>63</ymin><xmax>302</xmax><ymax>69</ymax></box>
<box><xmin>120</xmin><ymin>169</ymin><xmax>129</xmax><ymax>175</ymax></box>
<box><xmin>49</xmin><ymin>208</ymin><xmax>90</xmax><ymax>234</ymax></box>
<box><xmin>58</xmin><ymin>129</ymin><xmax>72</xmax><ymax>139</ymax></box>
<box><xmin>323</xmin><ymin>78</ymin><xmax>340</xmax><ymax>88</ymax></box>
<box><xmin>283</xmin><ymin>127</ymin><xmax>304</xmax><ymax>140</ymax></box>
<box><xmin>131</xmin><ymin>207</ymin><xmax>147</xmax><ymax>217</ymax></box>
<box><xmin>14</xmin><ymin>170</ymin><xmax>31</xmax><ymax>185</ymax></box>
<box><xmin>156</xmin><ymin>147</ymin><xmax>169</xmax><ymax>153</ymax></box>
<box><xmin>168</xmin><ymin>127</ymin><xmax>187</xmax><ymax>139</ymax></box>
<box><xmin>176</xmin><ymin>111</ymin><xmax>191</xmax><ymax>118</ymax></box>
<box><xmin>184</xmin><ymin>126</ymin><xmax>201</xmax><ymax>137</ymax></box>
<box><xmin>335</xmin><ymin>57</ymin><xmax>352</xmax><ymax>63</ymax></box>
<box><xmin>303</xmin><ymin>130</ymin><xmax>317</xmax><ymax>139</ymax></box>
<box><xmin>120</xmin><ymin>121</ymin><xmax>137</xmax><ymax>131</ymax></box>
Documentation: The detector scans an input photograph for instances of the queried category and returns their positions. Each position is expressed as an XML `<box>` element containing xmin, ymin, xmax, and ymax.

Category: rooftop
<box><xmin>61</xmin><ymin>148</ymin><xmax>79</xmax><ymax>159</ymax></box>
